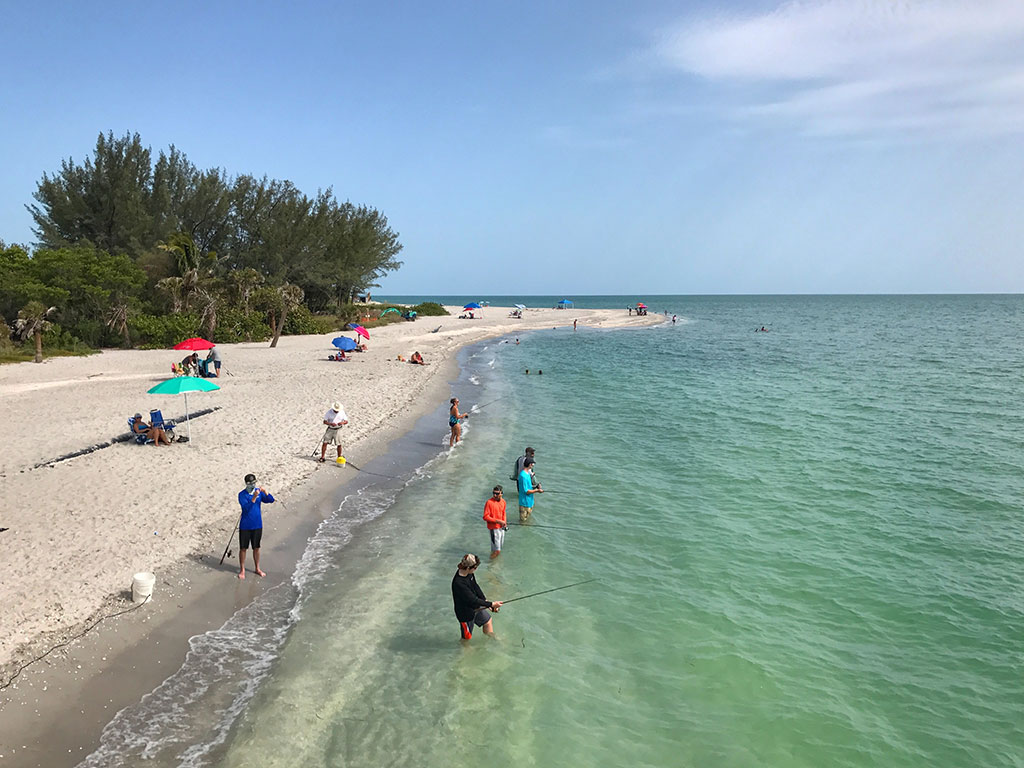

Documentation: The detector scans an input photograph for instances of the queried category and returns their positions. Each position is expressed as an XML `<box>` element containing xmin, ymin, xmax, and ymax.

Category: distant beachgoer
<box><xmin>237</xmin><ymin>473</ymin><xmax>275</xmax><ymax>579</ymax></box>
<box><xmin>320</xmin><ymin>401</ymin><xmax>349</xmax><ymax>463</ymax></box>
<box><xmin>518</xmin><ymin>457</ymin><xmax>543</xmax><ymax>522</ymax></box>
<box><xmin>538</xmin><ymin>370</ymin><xmax>542</xmax><ymax>375</ymax></box>
<box><xmin>131</xmin><ymin>413</ymin><xmax>173</xmax><ymax>446</ymax></box>
<box><xmin>627</xmin><ymin>307</ymin><xmax>633</xmax><ymax>316</ymax></box>
<box><xmin>180</xmin><ymin>352</ymin><xmax>199</xmax><ymax>376</ymax></box>
<box><xmin>525</xmin><ymin>369</ymin><xmax>529</xmax><ymax>375</ymax></box>
<box><xmin>515</xmin><ymin>338</ymin><xmax>520</xmax><ymax>345</ymax></box>
<box><xmin>672</xmin><ymin>315</ymin><xmax>677</xmax><ymax>324</ymax></box>
<box><xmin>483</xmin><ymin>485</ymin><xmax>508</xmax><ymax>558</ymax></box>
<box><xmin>206</xmin><ymin>347</ymin><xmax>222</xmax><ymax>377</ymax></box>
<box><xmin>573</xmin><ymin>319</ymin><xmax>577</xmax><ymax>331</ymax></box>
<box><xmin>449</xmin><ymin>397</ymin><xmax>469</xmax><ymax>446</ymax></box>
<box><xmin>452</xmin><ymin>554</ymin><xmax>502</xmax><ymax>640</ymax></box>
<box><xmin>410</xmin><ymin>351</ymin><xmax>427</xmax><ymax>365</ymax></box>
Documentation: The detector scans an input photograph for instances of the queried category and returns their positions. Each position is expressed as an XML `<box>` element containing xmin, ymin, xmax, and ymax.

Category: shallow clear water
<box><xmin>82</xmin><ymin>295</ymin><xmax>1024</xmax><ymax>767</ymax></box>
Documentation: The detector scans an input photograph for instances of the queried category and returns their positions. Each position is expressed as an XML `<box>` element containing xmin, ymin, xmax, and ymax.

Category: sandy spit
<box><xmin>0</xmin><ymin>305</ymin><xmax>658</xmax><ymax>674</ymax></box>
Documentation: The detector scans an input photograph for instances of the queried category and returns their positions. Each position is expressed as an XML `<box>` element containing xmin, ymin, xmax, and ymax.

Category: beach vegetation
<box><xmin>2</xmin><ymin>131</ymin><xmax>406</xmax><ymax>358</ymax></box>
<box><xmin>410</xmin><ymin>301</ymin><xmax>448</xmax><ymax>316</ymax></box>
<box><xmin>15</xmin><ymin>301</ymin><xmax>56</xmax><ymax>363</ymax></box>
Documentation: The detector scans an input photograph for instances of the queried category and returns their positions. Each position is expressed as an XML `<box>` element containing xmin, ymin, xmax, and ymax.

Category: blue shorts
<box><xmin>459</xmin><ymin>609</ymin><xmax>491</xmax><ymax>639</ymax></box>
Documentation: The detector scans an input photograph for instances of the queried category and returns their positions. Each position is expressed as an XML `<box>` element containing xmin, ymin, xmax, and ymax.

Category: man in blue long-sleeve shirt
<box><xmin>237</xmin><ymin>473</ymin><xmax>275</xmax><ymax>579</ymax></box>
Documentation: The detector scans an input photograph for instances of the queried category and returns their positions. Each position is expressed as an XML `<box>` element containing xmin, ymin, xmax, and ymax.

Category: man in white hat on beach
<box><xmin>320</xmin><ymin>400</ymin><xmax>349</xmax><ymax>463</ymax></box>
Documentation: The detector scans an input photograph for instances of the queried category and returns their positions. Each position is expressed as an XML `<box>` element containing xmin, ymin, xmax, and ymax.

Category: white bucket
<box><xmin>132</xmin><ymin>571</ymin><xmax>156</xmax><ymax>604</ymax></box>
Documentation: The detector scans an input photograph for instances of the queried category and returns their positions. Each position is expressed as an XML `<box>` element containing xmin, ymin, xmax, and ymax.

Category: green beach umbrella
<box><xmin>147</xmin><ymin>375</ymin><xmax>220</xmax><ymax>443</ymax></box>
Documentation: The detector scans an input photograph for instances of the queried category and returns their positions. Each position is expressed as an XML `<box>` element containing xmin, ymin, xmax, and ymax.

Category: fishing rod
<box><xmin>500</xmin><ymin>578</ymin><xmax>597</xmax><ymax>605</ymax></box>
<box><xmin>506</xmin><ymin>522</ymin><xmax>585</xmax><ymax>532</ymax></box>
<box><xmin>471</xmin><ymin>395</ymin><xmax>505</xmax><ymax>412</ymax></box>
<box><xmin>219</xmin><ymin>514</ymin><xmax>241</xmax><ymax>565</ymax></box>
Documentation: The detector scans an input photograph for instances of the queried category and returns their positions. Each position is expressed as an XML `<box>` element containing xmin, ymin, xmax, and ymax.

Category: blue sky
<box><xmin>3</xmin><ymin>0</ymin><xmax>1024</xmax><ymax>294</ymax></box>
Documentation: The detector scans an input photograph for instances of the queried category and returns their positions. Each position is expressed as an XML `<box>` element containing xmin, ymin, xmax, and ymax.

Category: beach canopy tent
<box><xmin>347</xmin><ymin>323</ymin><xmax>370</xmax><ymax>340</ymax></box>
<box><xmin>332</xmin><ymin>336</ymin><xmax>357</xmax><ymax>351</ymax></box>
<box><xmin>380</xmin><ymin>307</ymin><xmax>400</xmax><ymax>317</ymax></box>
<box><xmin>557</xmin><ymin>299</ymin><xmax>574</xmax><ymax>308</ymax></box>
<box><xmin>636</xmin><ymin>302</ymin><xmax>646</xmax><ymax>308</ymax></box>
<box><xmin>464</xmin><ymin>302</ymin><xmax>482</xmax><ymax>310</ymax></box>
<box><xmin>147</xmin><ymin>376</ymin><xmax>220</xmax><ymax>443</ymax></box>
<box><xmin>173</xmin><ymin>337</ymin><xmax>215</xmax><ymax>351</ymax></box>
<box><xmin>514</xmin><ymin>303</ymin><xmax>526</xmax><ymax>310</ymax></box>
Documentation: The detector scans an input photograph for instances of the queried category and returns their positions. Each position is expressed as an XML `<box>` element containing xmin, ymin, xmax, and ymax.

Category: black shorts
<box><xmin>458</xmin><ymin>609</ymin><xmax>492</xmax><ymax>639</ymax></box>
<box><xmin>239</xmin><ymin>528</ymin><xmax>263</xmax><ymax>550</ymax></box>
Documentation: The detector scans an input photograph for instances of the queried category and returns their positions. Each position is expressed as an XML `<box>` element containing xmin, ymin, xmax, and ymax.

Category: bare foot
<box><xmin>255</xmin><ymin>568</ymin><xmax>266</xmax><ymax>577</ymax></box>
<box><xmin>237</xmin><ymin>571</ymin><xmax>245</xmax><ymax>579</ymax></box>
<box><xmin>490</xmin><ymin>551</ymin><xmax>500</xmax><ymax>559</ymax></box>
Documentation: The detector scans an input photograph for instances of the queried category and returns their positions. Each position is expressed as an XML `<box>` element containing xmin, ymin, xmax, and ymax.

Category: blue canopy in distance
<box><xmin>332</xmin><ymin>337</ymin><xmax>357</xmax><ymax>351</ymax></box>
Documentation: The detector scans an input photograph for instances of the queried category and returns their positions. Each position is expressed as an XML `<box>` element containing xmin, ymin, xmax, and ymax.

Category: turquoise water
<box><xmin>82</xmin><ymin>296</ymin><xmax>1024</xmax><ymax>767</ymax></box>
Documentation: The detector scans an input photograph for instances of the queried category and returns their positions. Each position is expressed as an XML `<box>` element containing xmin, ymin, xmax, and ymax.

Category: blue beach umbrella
<box><xmin>332</xmin><ymin>336</ymin><xmax>357</xmax><ymax>351</ymax></box>
<box><xmin>147</xmin><ymin>375</ymin><xmax>220</xmax><ymax>443</ymax></box>
<box><xmin>464</xmin><ymin>302</ymin><xmax>482</xmax><ymax>310</ymax></box>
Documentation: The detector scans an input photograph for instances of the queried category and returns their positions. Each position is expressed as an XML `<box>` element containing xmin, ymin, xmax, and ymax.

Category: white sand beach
<box><xmin>0</xmin><ymin>306</ymin><xmax>658</xmax><ymax>678</ymax></box>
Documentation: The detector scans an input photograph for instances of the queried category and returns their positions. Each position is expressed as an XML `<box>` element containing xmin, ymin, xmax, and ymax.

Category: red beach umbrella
<box><xmin>347</xmin><ymin>323</ymin><xmax>370</xmax><ymax>340</ymax></box>
<box><xmin>173</xmin><ymin>337</ymin><xmax>216</xmax><ymax>351</ymax></box>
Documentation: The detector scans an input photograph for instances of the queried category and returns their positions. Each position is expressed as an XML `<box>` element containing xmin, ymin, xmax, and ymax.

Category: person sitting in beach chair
<box><xmin>148</xmin><ymin>409</ymin><xmax>177</xmax><ymax>438</ymax></box>
<box><xmin>130</xmin><ymin>413</ymin><xmax>173</xmax><ymax>446</ymax></box>
<box><xmin>410</xmin><ymin>351</ymin><xmax>427</xmax><ymax>365</ymax></box>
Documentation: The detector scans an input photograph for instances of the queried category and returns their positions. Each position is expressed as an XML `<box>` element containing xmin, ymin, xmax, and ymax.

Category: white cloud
<box><xmin>655</xmin><ymin>0</ymin><xmax>1024</xmax><ymax>137</ymax></box>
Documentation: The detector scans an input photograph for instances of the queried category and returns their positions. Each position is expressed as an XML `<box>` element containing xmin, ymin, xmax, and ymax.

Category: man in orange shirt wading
<box><xmin>483</xmin><ymin>485</ymin><xmax>508</xmax><ymax>558</ymax></box>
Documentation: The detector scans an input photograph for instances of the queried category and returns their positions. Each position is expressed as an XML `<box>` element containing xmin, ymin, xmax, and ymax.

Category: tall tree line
<box><xmin>2</xmin><ymin>131</ymin><xmax>403</xmax><ymax>356</ymax></box>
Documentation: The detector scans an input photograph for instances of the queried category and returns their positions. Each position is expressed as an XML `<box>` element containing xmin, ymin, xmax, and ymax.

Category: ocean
<box><xmin>80</xmin><ymin>295</ymin><xmax>1024</xmax><ymax>767</ymax></box>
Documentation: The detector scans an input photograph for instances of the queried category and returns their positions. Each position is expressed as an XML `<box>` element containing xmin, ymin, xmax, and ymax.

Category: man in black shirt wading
<box><xmin>451</xmin><ymin>554</ymin><xmax>503</xmax><ymax>640</ymax></box>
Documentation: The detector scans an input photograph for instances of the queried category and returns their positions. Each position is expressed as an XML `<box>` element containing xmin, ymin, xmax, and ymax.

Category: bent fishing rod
<box><xmin>500</xmin><ymin>578</ymin><xmax>598</xmax><ymax>605</ymax></box>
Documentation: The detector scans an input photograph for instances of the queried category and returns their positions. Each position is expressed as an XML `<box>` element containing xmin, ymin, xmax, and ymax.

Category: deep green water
<box><xmin>83</xmin><ymin>296</ymin><xmax>1024</xmax><ymax>767</ymax></box>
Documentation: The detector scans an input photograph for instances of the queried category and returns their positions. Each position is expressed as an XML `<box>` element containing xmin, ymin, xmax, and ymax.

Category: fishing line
<box><xmin>0</xmin><ymin>595</ymin><xmax>151</xmax><ymax>692</ymax></box>
<box><xmin>506</xmin><ymin>522</ymin><xmax>585</xmax><ymax>532</ymax></box>
<box><xmin>501</xmin><ymin>578</ymin><xmax>597</xmax><ymax>605</ymax></box>
<box><xmin>343</xmin><ymin>460</ymin><xmax>400</xmax><ymax>480</ymax></box>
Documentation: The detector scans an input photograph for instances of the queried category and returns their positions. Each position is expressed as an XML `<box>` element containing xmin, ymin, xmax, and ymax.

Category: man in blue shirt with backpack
<box><xmin>237</xmin><ymin>473</ymin><xmax>275</xmax><ymax>579</ymax></box>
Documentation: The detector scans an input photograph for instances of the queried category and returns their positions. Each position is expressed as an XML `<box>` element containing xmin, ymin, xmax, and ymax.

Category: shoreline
<box><xmin>0</xmin><ymin>307</ymin><xmax>660</xmax><ymax>766</ymax></box>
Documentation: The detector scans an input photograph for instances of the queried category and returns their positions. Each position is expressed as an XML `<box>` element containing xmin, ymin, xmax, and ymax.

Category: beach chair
<box><xmin>149</xmin><ymin>409</ymin><xmax>176</xmax><ymax>438</ymax></box>
<box><xmin>129</xmin><ymin>417</ymin><xmax>154</xmax><ymax>445</ymax></box>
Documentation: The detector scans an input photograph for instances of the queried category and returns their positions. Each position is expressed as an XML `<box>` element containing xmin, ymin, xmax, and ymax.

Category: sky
<box><xmin>3</xmin><ymin>0</ymin><xmax>1024</xmax><ymax>294</ymax></box>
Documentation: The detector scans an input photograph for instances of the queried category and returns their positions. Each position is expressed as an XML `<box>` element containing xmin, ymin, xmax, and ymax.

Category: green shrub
<box><xmin>42</xmin><ymin>323</ymin><xmax>92</xmax><ymax>354</ymax></box>
<box><xmin>411</xmin><ymin>301</ymin><xmax>448</xmax><ymax>316</ymax></box>
<box><xmin>130</xmin><ymin>312</ymin><xmax>201</xmax><ymax>349</ymax></box>
<box><xmin>283</xmin><ymin>305</ymin><xmax>336</xmax><ymax>335</ymax></box>
<box><xmin>214</xmin><ymin>309</ymin><xmax>272</xmax><ymax>343</ymax></box>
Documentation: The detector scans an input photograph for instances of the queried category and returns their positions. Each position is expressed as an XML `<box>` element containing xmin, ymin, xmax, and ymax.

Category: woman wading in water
<box><xmin>449</xmin><ymin>397</ymin><xmax>469</xmax><ymax>446</ymax></box>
